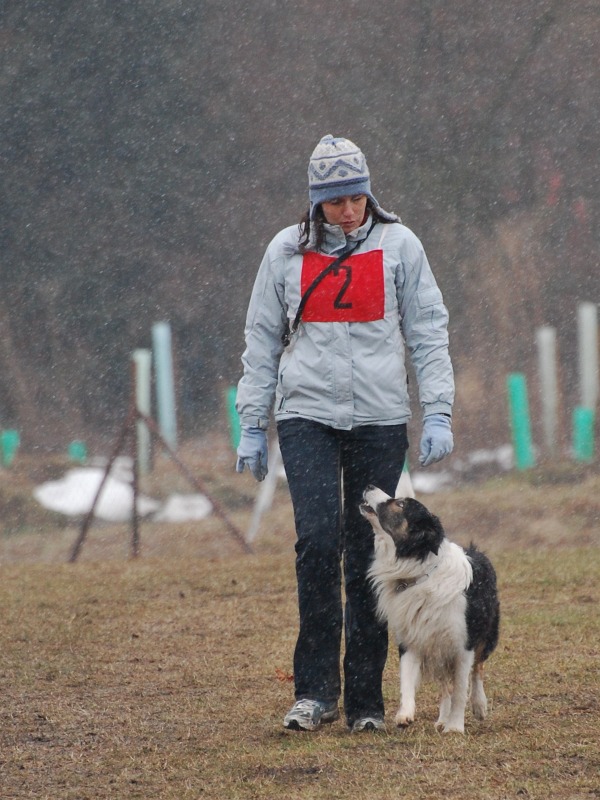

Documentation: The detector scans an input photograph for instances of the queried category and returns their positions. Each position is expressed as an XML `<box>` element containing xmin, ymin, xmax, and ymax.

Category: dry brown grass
<box><xmin>0</xmin><ymin>436</ymin><xmax>599</xmax><ymax>798</ymax></box>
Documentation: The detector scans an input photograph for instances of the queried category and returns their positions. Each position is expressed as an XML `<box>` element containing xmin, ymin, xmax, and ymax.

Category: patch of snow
<box><xmin>152</xmin><ymin>493</ymin><xmax>212</xmax><ymax>522</ymax></box>
<box><xmin>411</xmin><ymin>470</ymin><xmax>454</xmax><ymax>494</ymax></box>
<box><xmin>465</xmin><ymin>445</ymin><xmax>514</xmax><ymax>471</ymax></box>
<box><xmin>34</xmin><ymin>465</ymin><xmax>215</xmax><ymax>524</ymax></box>
<box><xmin>33</xmin><ymin>468</ymin><xmax>160</xmax><ymax>522</ymax></box>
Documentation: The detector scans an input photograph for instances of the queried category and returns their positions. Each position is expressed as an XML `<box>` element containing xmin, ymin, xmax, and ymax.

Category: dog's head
<box><xmin>360</xmin><ymin>485</ymin><xmax>444</xmax><ymax>560</ymax></box>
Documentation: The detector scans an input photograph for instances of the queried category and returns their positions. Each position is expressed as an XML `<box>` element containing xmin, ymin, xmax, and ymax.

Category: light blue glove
<box><xmin>235</xmin><ymin>426</ymin><xmax>268</xmax><ymax>481</ymax></box>
<box><xmin>419</xmin><ymin>414</ymin><xmax>454</xmax><ymax>467</ymax></box>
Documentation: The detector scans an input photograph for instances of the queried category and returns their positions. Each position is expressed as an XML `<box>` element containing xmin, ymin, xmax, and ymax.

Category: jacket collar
<box><xmin>321</xmin><ymin>213</ymin><xmax>374</xmax><ymax>254</ymax></box>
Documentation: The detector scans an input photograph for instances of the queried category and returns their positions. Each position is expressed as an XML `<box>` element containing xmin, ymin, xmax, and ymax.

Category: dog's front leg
<box><xmin>440</xmin><ymin>649</ymin><xmax>475</xmax><ymax>733</ymax></box>
<box><xmin>395</xmin><ymin>649</ymin><xmax>421</xmax><ymax>727</ymax></box>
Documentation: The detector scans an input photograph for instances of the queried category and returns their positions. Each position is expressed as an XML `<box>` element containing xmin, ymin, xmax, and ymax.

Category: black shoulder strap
<box><xmin>282</xmin><ymin>219</ymin><xmax>377</xmax><ymax>347</ymax></box>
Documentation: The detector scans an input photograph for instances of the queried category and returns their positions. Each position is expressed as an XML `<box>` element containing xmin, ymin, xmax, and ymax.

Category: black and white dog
<box><xmin>360</xmin><ymin>487</ymin><xmax>500</xmax><ymax>734</ymax></box>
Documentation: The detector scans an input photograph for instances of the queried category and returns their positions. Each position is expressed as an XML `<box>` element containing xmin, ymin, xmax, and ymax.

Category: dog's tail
<box><xmin>395</xmin><ymin>469</ymin><xmax>415</xmax><ymax>499</ymax></box>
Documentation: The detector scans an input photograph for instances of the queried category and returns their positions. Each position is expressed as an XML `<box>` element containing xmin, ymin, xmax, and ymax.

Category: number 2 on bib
<box><xmin>300</xmin><ymin>249</ymin><xmax>385</xmax><ymax>323</ymax></box>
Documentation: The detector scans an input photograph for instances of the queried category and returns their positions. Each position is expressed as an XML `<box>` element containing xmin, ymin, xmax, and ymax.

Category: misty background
<box><xmin>2</xmin><ymin>0</ymin><xmax>599</xmax><ymax>459</ymax></box>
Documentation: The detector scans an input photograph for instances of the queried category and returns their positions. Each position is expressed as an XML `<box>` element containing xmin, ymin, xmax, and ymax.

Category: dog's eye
<box><xmin>394</xmin><ymin>499</ymin><xmax>405</xmax><ymax>509</ymax></box>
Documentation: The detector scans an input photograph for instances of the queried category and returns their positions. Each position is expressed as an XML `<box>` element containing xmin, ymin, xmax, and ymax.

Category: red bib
<box><xmin>300</xmin><ymin>249</ymin><xmax>385</xmax><ymax>323</ymax></box>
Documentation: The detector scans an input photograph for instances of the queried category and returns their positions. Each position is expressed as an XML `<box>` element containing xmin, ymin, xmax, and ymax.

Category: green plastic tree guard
<box><xmin>0</xmin><ymin>430</ymin><xmax>20</xmax><ymax>467</ymax></box>
<box><xmin>68</xmin><ymin>440</ymin><xmax>88</xmax><ymax>463</ymax></box>
<box><xmin>507</xmin><ymin>373</ymin><xmax>535</xmax><ymax>470</ymax></box>
<box><xmin>572</xmin><ymin>406</ymin><xmax>594</xmax><ymax>462</ymax></box>
<box><xmin>226</xmin><ymin>386</ymin><xmax>241</xmax><ymax>449</ymax></box>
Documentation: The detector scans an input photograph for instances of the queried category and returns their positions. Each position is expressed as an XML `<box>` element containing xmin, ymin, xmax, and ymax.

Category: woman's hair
<box><xmin>298</xmin><ymin>199</ymin><xmax>396</xmax><ymax>252</ymax></box>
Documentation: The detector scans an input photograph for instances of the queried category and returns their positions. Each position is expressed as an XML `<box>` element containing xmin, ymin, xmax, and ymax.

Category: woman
<box><xmin>235</xmin><ymin>135</ymin><xmax>454</xmax><ymax>732</ymax></box>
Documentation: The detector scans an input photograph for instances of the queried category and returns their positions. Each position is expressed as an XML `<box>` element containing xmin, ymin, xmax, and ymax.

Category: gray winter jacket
<box><xmin>236</xmin><ymin>214</ymin><xmax>454</xmax><ymax>431</ymax></box>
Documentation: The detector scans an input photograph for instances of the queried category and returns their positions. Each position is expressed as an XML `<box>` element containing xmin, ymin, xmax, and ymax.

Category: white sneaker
<box><xmin>351</xmin><ymin>716</ymin><xmax>386</xmax><ymax>733</ymax></box>
<box><xmin>283</xmin><ymin>699</ymin><xmax>340</xmax><ymax>731</ymax></box>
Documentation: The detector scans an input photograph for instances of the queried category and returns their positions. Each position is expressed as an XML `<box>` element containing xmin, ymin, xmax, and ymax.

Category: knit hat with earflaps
<box><xmin>308</xmin><ymin>134</ymin><xmax>399</xmax><ymax>222</ymax></box>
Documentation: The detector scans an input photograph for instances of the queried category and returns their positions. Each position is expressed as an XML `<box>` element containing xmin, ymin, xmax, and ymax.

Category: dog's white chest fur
<box><xmin>370</xmin><ymin>538</ymin><xmax>472</xmax><ymax>678</ymax></box>
<box><xmin>370</xmin><ymin>537</ymin><xmax>472</xmax><ymax>679</ymax></box>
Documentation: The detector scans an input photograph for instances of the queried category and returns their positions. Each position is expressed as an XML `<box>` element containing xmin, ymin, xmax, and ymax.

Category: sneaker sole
<box><xmin>351</xmin><ymin>718</ymin><xmax>386</xmax><ymax>733</ymax></box>
<box><xmin>284</xmin><ymin>709</ymin><xmax>340</xmax><ymax>731</ymax></box>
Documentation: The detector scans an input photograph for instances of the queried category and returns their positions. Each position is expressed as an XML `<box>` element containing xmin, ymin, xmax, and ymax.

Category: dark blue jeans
<box><xmin>277</xmin><ymin>418</ymin><xmax>409</xmax><ymax>726</ymax></box>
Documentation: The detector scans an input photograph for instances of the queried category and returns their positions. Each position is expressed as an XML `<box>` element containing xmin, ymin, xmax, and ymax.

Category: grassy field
<box><xmin>0</xmin><ymin>439</ymin><xmax>599</xmax><ymax>799</ymax></box>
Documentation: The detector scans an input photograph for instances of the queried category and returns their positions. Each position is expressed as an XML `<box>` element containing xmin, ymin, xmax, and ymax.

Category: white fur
<box><xmin>365</xmin><ymin>493</ymin><xmax>484</xmax><ymax>734</ymax></box>
<box><xmin>395</xmin><ymin>469</ymin><xmax>415</xmax><ymax>499</ymax></box>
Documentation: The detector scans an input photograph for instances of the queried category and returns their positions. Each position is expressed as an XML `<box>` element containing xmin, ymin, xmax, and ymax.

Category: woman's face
<box><xmin>320</xmin><ymin>194</ymin><xmax>368</xmax><ymax>234</ymax></box>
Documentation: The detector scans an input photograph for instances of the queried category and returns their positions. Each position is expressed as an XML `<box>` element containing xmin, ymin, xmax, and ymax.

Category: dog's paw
<box><xmin>434</xmin><ymin>702</ymin><xmax>451</xmax><ymax>731</ymax></box>
<box><xmin>471</xmin><ymin>693</ymin><xmax>488</xmax><ymax>720</ymax></box>
<box><xmin>395</xmin><ymin>710</ymin><xmax>414</xmax><ymax>728</ymax></box>
<box><xmin>438</xmin><ymin>721</ymin><xmax>465</xmax><ymax>734</ymax></box>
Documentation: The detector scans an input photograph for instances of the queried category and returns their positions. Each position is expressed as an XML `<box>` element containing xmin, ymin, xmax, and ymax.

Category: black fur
<box><xmin>395</xmin><ymin>497</ymin><xmax>445</xmax><ymax>560</ymax></box>
<box><xmin>464</xmin><ymin>544</ymin><xmax>500</xmax><ymax>659</ymax></box>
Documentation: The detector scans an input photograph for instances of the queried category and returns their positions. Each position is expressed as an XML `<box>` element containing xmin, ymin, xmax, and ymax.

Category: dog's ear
<box><xmin>403</xmin><ymin>498</ymin><xmax>445</xmax><ymax>558</ymax></box>
<box><xmin>382</xmin><ymin>499</ymin><xmax>410</xmax><ymax>543</ymax></box>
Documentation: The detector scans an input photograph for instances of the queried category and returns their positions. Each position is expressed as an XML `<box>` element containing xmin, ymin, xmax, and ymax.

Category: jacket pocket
<box><xmin>416</xmin><ymin>286</ymin><xmax>443</xmax><ymax>311</ymax></box>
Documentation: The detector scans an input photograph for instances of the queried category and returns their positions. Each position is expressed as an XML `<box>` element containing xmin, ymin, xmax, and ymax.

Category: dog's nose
<box><xmin>365</xmin><ymin>484</ymin><xmax>376</xmax><ymax>492</ymax></box>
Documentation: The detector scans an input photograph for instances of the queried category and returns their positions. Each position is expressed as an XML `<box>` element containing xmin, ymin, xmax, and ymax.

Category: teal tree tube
<box><xmin>572</xmin><ymin>406</ymin><xmax>594</xmax><ymax>462</ymax></box>
<box><xmin>0</xmin><ymin>430</ymin><xmax>20</xmax><ymax>467</ymax></box>
<box><xmin>226</xmin><ymin>386</ymin><xmax>241</xmax><ymax>449</ymax></box>
<box><xmin>507</xmin><ymin>373</ymin><xmax>535</xmax><ymax>470</ymax></box>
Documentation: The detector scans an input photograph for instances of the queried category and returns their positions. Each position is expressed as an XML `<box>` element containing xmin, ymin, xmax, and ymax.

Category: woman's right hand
<box><xmin>235</xmin><ymin>426</ymin><xmax>269</xmax><ymax>481</ymax></box>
